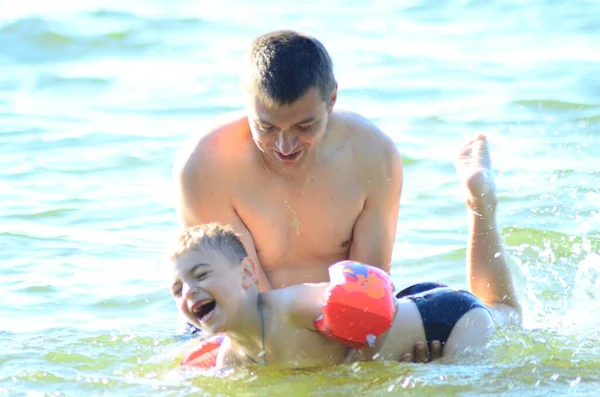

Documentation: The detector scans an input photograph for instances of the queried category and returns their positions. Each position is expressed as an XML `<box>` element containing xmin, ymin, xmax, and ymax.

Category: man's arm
<box><xmin>348</xmin><ymin>131</ymin><xmax>403</xmax><ymax>274</ymax></box>
<box><xmin>347</xmin><ymin>132</ymin><xmax>443</xmax><ymax>363</ymax></box>
<box><xmin>173</xmin><ymin>136</ymin><xmax>272</xmax><ymax>291</ymax></box>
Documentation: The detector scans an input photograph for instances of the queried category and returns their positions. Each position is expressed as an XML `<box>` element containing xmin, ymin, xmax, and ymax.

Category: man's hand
<box><xmin>399</xmin><ymin>341</ymin><xmax>443</xmax><ymax>363</ymax></box>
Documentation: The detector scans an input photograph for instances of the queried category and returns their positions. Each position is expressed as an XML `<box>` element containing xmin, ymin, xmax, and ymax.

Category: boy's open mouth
<box><xmin>193</xmin><ymin>300</ymin><xmax>216</xmax><ymax>322</ymax></box>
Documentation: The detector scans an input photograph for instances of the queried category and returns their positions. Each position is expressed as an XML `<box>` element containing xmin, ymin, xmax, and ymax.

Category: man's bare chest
<box><xmin>233</xmin><ymin>175</ymin><xmax>365</xmax><ymax>259</ymax></box>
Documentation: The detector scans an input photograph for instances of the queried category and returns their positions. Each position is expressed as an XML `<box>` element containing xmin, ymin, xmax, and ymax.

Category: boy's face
<box><xmin>170</xmin><ymin>248</ymin><xmax>256</xmax><ymax>334</ymax></box>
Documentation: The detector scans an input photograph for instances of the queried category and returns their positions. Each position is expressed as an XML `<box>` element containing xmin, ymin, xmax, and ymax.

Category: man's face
<box><xmin>246</xmin><ymin>87</ymin><xmax>336</xmax><ymax>170</ymax></box>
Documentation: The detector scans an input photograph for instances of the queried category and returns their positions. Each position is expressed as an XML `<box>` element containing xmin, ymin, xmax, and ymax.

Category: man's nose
<box><xmin>276</xmin><ymin>132</ymin><xmax>296</xmax><ymax>155</ymax></box>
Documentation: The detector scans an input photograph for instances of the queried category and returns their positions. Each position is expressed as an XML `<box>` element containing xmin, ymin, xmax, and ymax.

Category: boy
<box><xmin>169</xmin><ymin>222</ymin><xmax>348</xmax><ymax>368</ymax></box>
<box><xmin>168</xmin><ymin>135</ymin><xmax>522</xmax><ymax>368</ymax></box>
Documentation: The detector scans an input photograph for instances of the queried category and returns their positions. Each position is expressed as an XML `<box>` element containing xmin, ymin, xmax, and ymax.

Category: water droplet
<box><xmin>366</xmin><ymin>334</ymin><xmax>376</xmax><ymax>347</ymax></box>
<box><xmin>569</xmin><ymin>376</ymin><xmax>581</xmax><ymax>387</ymax></box>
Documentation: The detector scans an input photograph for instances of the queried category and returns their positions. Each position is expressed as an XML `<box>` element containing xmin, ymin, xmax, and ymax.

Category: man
<box><xmin>173</xmin><ymin>30</ymin><xmax>402</xmax><ymax>292</ymax></box>
<box><xmin>173</xmin><ymin>30</ymin><xmax>517</xmax><ymax>361</ymax></box>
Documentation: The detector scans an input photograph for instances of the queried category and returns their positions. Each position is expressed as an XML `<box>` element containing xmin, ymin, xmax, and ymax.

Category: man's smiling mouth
<box><xmin>276</xmin><ymin>150</ymin><xmax>301</xmax><ymax>162</ymax></box>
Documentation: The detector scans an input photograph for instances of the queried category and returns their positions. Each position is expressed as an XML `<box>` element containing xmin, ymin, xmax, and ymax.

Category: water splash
<box><xmin>560</xmin><ymin>253</ymin><xmax>600</xmax><ymax>335</ymax></box>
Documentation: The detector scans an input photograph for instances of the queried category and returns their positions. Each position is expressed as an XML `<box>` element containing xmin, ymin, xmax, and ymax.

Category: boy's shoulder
<box><xmin>264</xmin><ymin>283</ymin><xmax>330</xmax><ymax>330</ymax></box>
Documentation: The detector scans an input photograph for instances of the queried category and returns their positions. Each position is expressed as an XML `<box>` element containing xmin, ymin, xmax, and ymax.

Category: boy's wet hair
<box><xmin>170</xmin><ymin>223</ymin><xmax>248</xmax><ymax>264</ymax></box>
<box><xmin>245</xmin><ymin>29</ymin><xmax>336</xmax><ymax>106</ymax></box>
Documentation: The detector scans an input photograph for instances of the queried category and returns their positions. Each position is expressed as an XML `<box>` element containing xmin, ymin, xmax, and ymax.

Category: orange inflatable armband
<box><xmin>180</xmin><ymin>334</ymin><xmax>224</xmax><ymax>369</ymax></box>
<box><xmin>314</xmin><ymin>261</ymin><xmax>396</xmax><ymax>349</ymax></box>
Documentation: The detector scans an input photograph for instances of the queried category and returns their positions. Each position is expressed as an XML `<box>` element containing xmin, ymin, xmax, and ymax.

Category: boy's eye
<box><xmin>171</xmin><ymin>285</ymin><xmax>182</xmax><ymax>297</ymax></box>
<box><xmin>195</xmin><ymin>272</ymin><xmax>208</xmax><ymax>280</ymax></box>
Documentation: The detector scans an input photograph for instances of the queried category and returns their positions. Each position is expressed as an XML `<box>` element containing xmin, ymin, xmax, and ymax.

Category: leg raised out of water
<box><xmin>456</xmin><ymin>134</ymin><xmax>521</xmax><ymax>322</ymax></box>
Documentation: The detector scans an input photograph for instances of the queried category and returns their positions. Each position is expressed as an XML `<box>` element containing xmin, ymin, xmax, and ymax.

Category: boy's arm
<box><xmin>281</xmin><ymin>283</ymin><xmax>330</xmax><ymax>331</ymax></box>
<box><xmin>283</xmin><ymin>261</ymin><xmax>397</xmax><ymax>339</ymax></box>
<box><xmin>281</xmin><ymin>273</ymin><xmax>442</xmax><ymax>363</ymax></box>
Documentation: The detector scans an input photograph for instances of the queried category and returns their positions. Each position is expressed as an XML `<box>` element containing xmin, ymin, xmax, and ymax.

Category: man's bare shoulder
<box><xmin>331</xmin><ymin>110</ymin><xmax>401</xmax><ymax>165</ymax></box>
<box><xmin>173</xmin><ymin>111</ymin><xmax>250</xmax><ymax>178</ymax></box>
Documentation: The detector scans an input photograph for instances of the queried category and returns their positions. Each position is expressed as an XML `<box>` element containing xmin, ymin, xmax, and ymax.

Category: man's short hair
<box><xmin>245</xmin><ymin>30</ymin><xmax>336</xmax><ymax>106</ymax></box>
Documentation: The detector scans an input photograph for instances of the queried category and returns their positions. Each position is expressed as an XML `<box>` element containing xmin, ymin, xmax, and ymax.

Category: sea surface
<box><xmin>1</xmin><ymin>0</ymin><xmax>599</xmax><ymax>395</ymax></box>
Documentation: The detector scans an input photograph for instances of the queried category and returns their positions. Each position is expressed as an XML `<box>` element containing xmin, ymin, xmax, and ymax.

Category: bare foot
<box><xmin>455</xmin><ymin>134</ymin><xmax>498</xmax><ymax>214</ymax></box>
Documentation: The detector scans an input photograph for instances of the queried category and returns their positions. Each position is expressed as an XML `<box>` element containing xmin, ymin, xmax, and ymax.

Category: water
<box><xmin>1</xmin><ymin>0</ymin><xmax>599</xmax><ymax>395</ymax></box>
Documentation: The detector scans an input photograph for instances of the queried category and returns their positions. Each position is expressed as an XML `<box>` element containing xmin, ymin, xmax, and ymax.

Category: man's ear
<box><xmin>327</xmin><ymin>83</ymin><xmax>338</xmax><ymax>115</ymax></box>
<box><xmin>241</xmin><ymin>257</ymin><xmax>258</xmax><ymax>288</ymax></box>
